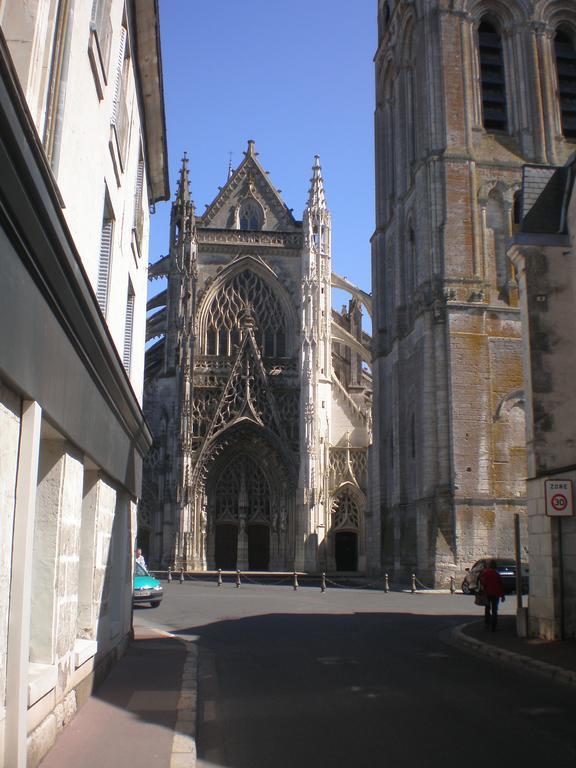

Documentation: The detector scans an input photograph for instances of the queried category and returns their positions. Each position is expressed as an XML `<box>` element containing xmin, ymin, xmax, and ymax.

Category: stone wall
<box><xmin>0</xmin><ymin>382</ymin><xmax>21</xmax><ymax>755</ymax></box>
<box><xmin>370</xmin><ymin>0</ymin><xmax>576</xmax><ymax>584</ymax></box>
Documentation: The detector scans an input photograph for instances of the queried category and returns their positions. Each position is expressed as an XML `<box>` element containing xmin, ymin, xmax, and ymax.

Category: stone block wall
<box><xmin>0</xmin><ymin>383</ymin><xmax>21</xmax><ymax>738</ymax></box>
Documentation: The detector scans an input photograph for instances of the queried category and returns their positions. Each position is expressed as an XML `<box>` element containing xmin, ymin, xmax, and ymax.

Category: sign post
<box><xmin>544</xmin><ymin>479</ymin><xmax>574</xmax><ymax>640</ymax></box>
<box><xmin>544</xmin><ymin>479</ymin><xmax>574</xmax><ymax>517</ymax></box>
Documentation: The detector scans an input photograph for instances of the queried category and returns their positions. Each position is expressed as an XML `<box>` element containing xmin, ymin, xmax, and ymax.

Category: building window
<box><xmin>123</xmin><ymin>280</ymin><xmax>135</xmax><ymax>374</ymax></box>
<box><xmin>97</xmin><ymin>196</ymin><xmax>114</xmax><ymax>315</ymax></box>
<box><xmin>203</xmin><ymin>269</ymin><xmax>288</xmax><ymax>357</ymax></box>
<box><xmin>133</xmin><ymin>150</ymin><xmax>145</xmax><ymax>250</ymax></box>
<box><xmin>111</xmin><ymin>25</ymin><xmax>130</xmax><ymax>166</ymax></box>
<box><xmin>239</xmin><ymin>199</ymin><xmax>263</xmax><ymax>230</ymax></box>
<box><xmin>90</xmin><ymin>0</ymin><xmax>113</xmax><ymax>73</ymax></box>
<box><xmin>404</xmin><ymin>226</ymin><xmax>416</xmax><ymax>303</ymax></box>
<box><xmin>478</xmin><ymin>19</ymin><xmax>508</xmax><ymax>131</ymax></box>
<box><xmin>218</xmin><ymin>327</ymin><xmax>228</xmax><ymax>356</ymax></box>
<box><xmin>555</xmin><ymin>29</ymin><xmax>576</xmax><ymax>139</ymax></box>
<box><xmin>207</xmin><ymin>327</ymin><xmax>217</xmax><ymax>355</ymax></box>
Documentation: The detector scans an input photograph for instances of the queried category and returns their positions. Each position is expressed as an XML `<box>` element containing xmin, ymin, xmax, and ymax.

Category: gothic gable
<box><xmin>203</xmin><ymin>317</ymin><xmax>290</xmax><ymax>445</ymax></box>
<box><xmin>199</xmin><ymin>141</ymin><xmax>298</xmax><ymax>232</ymax></box>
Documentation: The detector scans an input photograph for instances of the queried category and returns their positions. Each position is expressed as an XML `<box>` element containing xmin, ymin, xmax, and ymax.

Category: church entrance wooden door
<box><xmin>248</xmin><ymin>524</ymin><xmax>270</xmax><ymax>570</ymax></box>
<box><xmin>215</xmin><ymin>524</ymin><xmax>238</xmax><ymax>569</ymax></box>
<box><xmin>335</xmin><ymin>531</ymin><xmax>358</xmax><ymax>571</ymax></box>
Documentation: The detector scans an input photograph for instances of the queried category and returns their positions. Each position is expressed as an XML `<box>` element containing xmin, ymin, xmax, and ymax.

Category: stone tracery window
<box><xmin>203</xmin><ymin>269</ymin><xmax>288</xmax><ymax>357</ymax></box>
<box><xmin>214</xmin><ymin>455</ymin><xmax>271</xmax><ymax>523</ymax></box>
<box><xmin>331</xmin><ymin>489</ymin><xmax>360</xmax><ymax>531</ymax></box>
<box><xmin>239</xmin><ymin>199</ymin><xmax>263</xmax><ymax>230</ymax></box>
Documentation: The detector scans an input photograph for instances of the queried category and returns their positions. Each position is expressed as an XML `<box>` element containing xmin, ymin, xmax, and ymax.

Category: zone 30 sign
<box><xmin>545</xmin><ymin>479</ymin><xmax>574</xmax><ymax>517</ymax></box>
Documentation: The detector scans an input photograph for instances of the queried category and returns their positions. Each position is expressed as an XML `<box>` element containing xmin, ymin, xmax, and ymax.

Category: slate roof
<box><xmin>521</xmin><ymin>159</ymin><xmax>576</xmax><ymax>235</ymax></box>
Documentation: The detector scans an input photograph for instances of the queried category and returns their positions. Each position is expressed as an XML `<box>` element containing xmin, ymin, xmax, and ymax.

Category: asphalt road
<box><xmin>135</xmin><ymin>580</ymin><xmax>576</xmax><ymax>768</ymax></box>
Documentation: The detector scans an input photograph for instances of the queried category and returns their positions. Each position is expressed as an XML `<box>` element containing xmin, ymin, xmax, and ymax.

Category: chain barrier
<box><xmin>149</xmin><ymin>568</ymin><xmax>461</xmax><ymax>593</ymax></box>
<box><xmin>240</xmin><ymin>572</ymin><xmax>293</xmax><ymax>586</ymax></box>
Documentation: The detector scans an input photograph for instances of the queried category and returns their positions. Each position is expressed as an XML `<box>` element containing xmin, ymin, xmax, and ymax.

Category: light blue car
<box><xmin>133</xmin><ymin>561</ymin><xmax>163</xmax><ymax>608</ymax></box>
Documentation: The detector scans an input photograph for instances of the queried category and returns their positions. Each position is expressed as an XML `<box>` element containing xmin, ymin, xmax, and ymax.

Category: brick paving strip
<box><xmin>170</xmin><ymin>640</ymin><xmax>198</xmax><ymax>768</ymax></box>
<box><xmin>451</xmin><ymin>621</ymin><xmax>576</xmax><ymax>687</ymax></box>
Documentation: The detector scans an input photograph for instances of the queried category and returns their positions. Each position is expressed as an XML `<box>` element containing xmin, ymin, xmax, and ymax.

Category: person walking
<box><xmin>480</xmin><ymin>559</ymin><xmax>505</xmax><ymax>631</ymax></box>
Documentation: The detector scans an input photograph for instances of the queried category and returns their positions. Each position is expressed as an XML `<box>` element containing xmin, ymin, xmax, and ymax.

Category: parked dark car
<box><xmin>461</xmin><ymin>557</ymin><xmax>529</xmax><ymax>595</ymax></box>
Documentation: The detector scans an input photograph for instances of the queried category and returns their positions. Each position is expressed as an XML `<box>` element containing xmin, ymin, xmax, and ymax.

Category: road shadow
<box><xmin>79</xmin><ymin>609</ymin><xmax>576</xmax><ymax>768</ymax></box>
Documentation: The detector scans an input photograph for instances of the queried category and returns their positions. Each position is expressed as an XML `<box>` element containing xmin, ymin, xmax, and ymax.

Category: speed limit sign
<box><xmin>545</xmin><ymin>479</ymin><xmax>574</xmax><ymax>517</ymax></box>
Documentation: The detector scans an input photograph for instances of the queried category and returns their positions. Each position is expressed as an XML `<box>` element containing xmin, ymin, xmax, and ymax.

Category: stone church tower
<box><xmin>141</xmin><ymin>142</ymin><xmax>372</xmax><ymax>573</ymax></box>
<box><xmin>370</xmin><ymin>0</ymin><xmax>576</xmax><ymax>583</ymax></box>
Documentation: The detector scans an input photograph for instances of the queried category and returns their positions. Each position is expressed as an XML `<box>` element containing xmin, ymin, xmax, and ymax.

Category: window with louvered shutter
<box><xmin>555</xmin><ymin>29</ymin><xmax>576</xmax><ymax>139</ymax></box>
<box><xmin>91</xmin><ymin>0</ymin><xmax>113</xmax><ymax>72</ymax></box>
<box><xmin>97</xmin><ymin>211</ymin><xmax>113</xmax><ymax>315</ymax></box>
<box><xmin>123</xmin><ymin>281</ymin><xmax>135</xmax><ymax>373</ymax></box>
<box><xmin>133</xmin><ymin>155</ymin><xmax>144</xmax><ymax>246</ymax></box>
<box><xmin>111</xmin><ymin>27</ymin><xmax>126</xmax><ymax>124</ymax></box>
<box><xmin>111</xmin><ymin>27</ymin><xmax>129</xmax><ymax>162</ymax></box>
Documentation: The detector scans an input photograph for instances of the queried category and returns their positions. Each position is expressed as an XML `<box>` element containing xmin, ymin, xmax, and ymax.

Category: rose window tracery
<box><xmin>203</xmin><ymin>270</ymin><xmax>288</xmax><ymax>357</ymax></box>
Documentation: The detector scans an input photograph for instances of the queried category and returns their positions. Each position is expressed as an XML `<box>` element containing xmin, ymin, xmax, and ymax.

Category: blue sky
<box><xmin>150</xmin><ymin>0</ymin><xmax>376</xmax><ymax>310</ymax></box>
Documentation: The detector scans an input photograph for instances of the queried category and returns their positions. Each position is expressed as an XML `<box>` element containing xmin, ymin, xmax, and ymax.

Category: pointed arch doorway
<box><xmin>211</xmin><ymin>454</ymin><xmax>272</xmax><ymax>570</ymax></box>
<box><xmin>334</xmin><ymin>531</ymin><xmax>358</xmax><ymax>571</ymax></box>
<box><xmin>329</xmin><ymin>485</ymin><xmax>364</xmax><ymax>572</ymax></box>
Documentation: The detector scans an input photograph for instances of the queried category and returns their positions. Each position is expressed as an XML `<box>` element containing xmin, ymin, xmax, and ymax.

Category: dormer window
<box><xmin>239</xmin><ymin>199</ymin><xmax>263</xmax><ymax>231</ymax></box>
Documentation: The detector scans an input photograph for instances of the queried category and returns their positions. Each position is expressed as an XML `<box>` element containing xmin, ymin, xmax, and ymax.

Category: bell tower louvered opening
<box><xmin>478</xmin><ymin>20</ymin><xmax>508</xmax><ymax>132</ymax></box>
<box><xmin>555</xmin><ymin>29</ymin><xmax>576</xmax><ymax>139</ymax></box>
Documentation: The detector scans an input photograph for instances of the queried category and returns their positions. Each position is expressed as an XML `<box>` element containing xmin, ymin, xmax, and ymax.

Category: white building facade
<box><xmin>0</xmin><ymin>1</ymin><xmax>168</xmax><ymax>765</ymax></box>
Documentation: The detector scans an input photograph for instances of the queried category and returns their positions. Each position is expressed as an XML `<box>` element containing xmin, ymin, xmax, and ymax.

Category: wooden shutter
<box><xmin>123</xmin><ymin>282</ymin><xmax>135</xmax><ymax>373</ymax></box>
<box><xmin>111</xmin><ymin>27</ymin><xmax>126</xmax><ymax>126</ymax></box>
<box><xmin>97</xmin><ymin>217</ymin><xmax>113</xmax><ymax>314</ymax></box>
<box><xmin>133</xmin><ymin>158</ymin><xmax>144</xmax><ymax>224</ymax></box>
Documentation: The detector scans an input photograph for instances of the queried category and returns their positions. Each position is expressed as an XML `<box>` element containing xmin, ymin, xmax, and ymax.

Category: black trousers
<box><xmin>484</xmin><ymin>596</ymin><xmax>500</xmax><ymax>630</ymax></box>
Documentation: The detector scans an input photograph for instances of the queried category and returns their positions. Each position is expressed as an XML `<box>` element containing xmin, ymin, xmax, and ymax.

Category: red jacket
<box><xmin>481</xmin><ymin>568</ymin><xmax>504</xmax><ymax>598</ymax></box>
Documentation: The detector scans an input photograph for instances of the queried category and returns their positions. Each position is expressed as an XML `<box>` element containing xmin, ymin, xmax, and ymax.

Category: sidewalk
<box><xmin>39</xmin><ymin>625</ymin><xmax>197</xmax><ymax>768</ymax></box>
<box><xmin>452</xmin><ymin>615</ymin><xmax>576</xmax><ymax>686</ymax></box>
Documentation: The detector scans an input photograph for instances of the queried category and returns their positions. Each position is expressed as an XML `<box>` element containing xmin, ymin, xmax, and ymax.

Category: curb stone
<box><xmin>170</xmin><ymin>642</ymin><xmax>198</xmax><ymax>768</ymax></box>
<box><xmin>451</xmin><ymin>622</ymin><xmax>576</xmax><ymax>687</ymax></box>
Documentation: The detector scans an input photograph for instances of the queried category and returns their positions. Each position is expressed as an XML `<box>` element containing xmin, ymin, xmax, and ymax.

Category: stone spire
<box><xmin>176</xmin><ymin>151</ymin><xmax>191</xmax><ymax>204</ymax></box>
<box><xmin>170</xmin><ymin>152</ymin><xmax>195</xmax><ymax>248</ymax></box>
<box><xmin>306</xmin><ymin>155</ymin><xmax>327</xmax><ymax>211</ymax></box>
<box><xmin>175</xmin><ymin>152</ymin><xmax>196</xmax><ymax>221</ymax></box>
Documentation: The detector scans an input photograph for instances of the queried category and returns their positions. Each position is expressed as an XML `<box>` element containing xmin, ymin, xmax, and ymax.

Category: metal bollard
<box><xmin>384</xmin><ymin>573</ymin><xmax>389</xmax><ymax>593</ymax></box>
<box><xmin>293</xmin><ymin>571</ymin><xmax>299</xmax><ymax>590</ymax></box>
<box><xmin>450</xmin><ymin>575</ymin><xmax>455</xmax><ymax>595</ymax></box>
<box><xmin>411</xmin><ymin>573</ymin><xmax>416</xmax><ymax>593</ymax></box>
<box><xmin>217</xmin><ymin>568</ymin><xmax>222</xmax><ymax>587</ymax></box>
<box><xmin>180</xmin><ymin>569</ymin><xmax>184</xmax><ymax>584</ymax></box>
<box><xmin>167</xmin><ymin>566</ymin><xmax>172</xmax><ymax>583</ymax></box>
<box><xmin>236</xmin><ymin>569</ymin><xmax>241</xmax><ymax>588</ymax></box>
<box><xmin>321</xmin><ymin>572</ymin><xmax>326</xmax><ymax>593</ymax></box>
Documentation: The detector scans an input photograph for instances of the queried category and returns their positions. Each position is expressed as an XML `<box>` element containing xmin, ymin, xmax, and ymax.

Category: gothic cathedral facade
<box><xmin>141</xmin><ymin>142</ymin><xmax>372</xmax><ymax>573</ymax></box>
<box><xmin>369</xmin><ymin>0</ymin><xmax>576</xmax><ymax>583</ymax></box>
